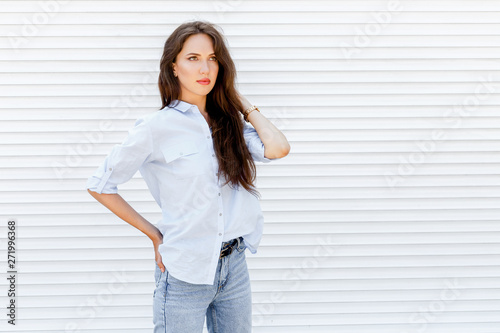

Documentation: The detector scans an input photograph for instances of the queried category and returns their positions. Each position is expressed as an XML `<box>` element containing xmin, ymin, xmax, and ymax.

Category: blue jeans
<box><xmin>152</xmin><ymin>238</ymin><xmax>252</xmax><ymax>332</ymax></box>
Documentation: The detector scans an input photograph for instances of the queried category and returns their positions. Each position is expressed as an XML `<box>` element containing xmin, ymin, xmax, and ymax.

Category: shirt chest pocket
<box><xmin>161</xmin><ymin>141</ymin><xmax>205</xmax><ymax>179</ymax></box>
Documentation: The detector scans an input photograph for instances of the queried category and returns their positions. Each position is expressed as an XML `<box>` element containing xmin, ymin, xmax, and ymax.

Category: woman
<box><xmin>86</xmin><ymin>20</ymin><xmax>290</xmax><ymax>332</ymax></box>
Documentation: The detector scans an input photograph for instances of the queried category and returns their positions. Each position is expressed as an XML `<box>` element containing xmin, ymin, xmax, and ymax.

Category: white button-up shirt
<box><xmin>86</xmin><ymin>99</ymin><xmax>278</xmax><ymax>284</ymax></box>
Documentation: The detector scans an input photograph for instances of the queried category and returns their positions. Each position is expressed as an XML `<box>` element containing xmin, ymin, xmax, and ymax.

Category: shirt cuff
<box><xmin>86</xmin><ymin>164</ymin><xmax>118</xmax><ymax>194</ymax></box>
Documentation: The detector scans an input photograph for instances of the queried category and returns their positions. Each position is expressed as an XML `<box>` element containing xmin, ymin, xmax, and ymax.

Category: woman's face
<box><xmin>172</xmin><ymin>33</ymin><xmax>219</xmax><ymax>102</ymax></box>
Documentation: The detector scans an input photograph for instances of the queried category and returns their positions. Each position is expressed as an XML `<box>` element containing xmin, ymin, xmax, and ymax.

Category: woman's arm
<box><xmin>238</xmin><ymin>94</ymin><xmax>291</xmax><ymax>159</ymax></box>
<box><xmin>87</xmin><ymin>189</ymin><xmax>165</xmax><ymax>271</ymax></box>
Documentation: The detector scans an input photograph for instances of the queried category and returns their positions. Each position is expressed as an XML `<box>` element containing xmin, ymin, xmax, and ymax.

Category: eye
<box><xmin>187</xmin><ymin>56</ymin><xmax>217</xmax><ymax>61</ymax></box>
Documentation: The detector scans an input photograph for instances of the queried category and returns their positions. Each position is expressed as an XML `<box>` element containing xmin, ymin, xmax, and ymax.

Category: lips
<box><xmin>197</xmin><ymin>78</ymin><xmax>210</xmax><ymax>85</ymax></box>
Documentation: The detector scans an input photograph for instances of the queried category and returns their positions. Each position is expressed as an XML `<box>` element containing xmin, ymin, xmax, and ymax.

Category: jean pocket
<box><xmin>154</xmin><ymin>266</ymin><xmax>168</xmax><ymax>299</ymax></box>
<box><xmin>153</xmin><ymin>269</ymin><xmax>159</xmax><ymax>298</ymax></box>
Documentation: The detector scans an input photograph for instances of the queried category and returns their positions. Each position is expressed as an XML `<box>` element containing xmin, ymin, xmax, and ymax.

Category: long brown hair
<box><xmin>158</xmin><ymin>20</ymin><xmax>260</xmax><ymax>198</ymax></box>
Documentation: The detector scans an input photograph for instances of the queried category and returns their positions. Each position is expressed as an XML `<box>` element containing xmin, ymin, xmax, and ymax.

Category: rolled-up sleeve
<box><xmin>86</xmin><ymin>116</ymin><xmax>153</xmax><ymax>194</ymax></box>
<box><xmin>242</xmin><ymin>120</ymin><xmax>273</xmax><ymax>163</ymax></box>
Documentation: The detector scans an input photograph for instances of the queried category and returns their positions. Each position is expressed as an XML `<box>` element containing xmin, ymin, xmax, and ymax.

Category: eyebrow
<box><xmin>185</xmin><ymin>52</ymin><xmax>216</xmax><ymax>56</ymax></box>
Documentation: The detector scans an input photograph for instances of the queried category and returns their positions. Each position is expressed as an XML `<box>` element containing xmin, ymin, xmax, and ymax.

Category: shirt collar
<box><xmin>168</xmin><ymin>99</ymin><xmax>195</xmax><ymax>113</ymax></box>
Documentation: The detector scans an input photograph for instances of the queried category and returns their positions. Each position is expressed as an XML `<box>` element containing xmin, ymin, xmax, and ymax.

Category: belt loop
<box><xmin>236</xmin><ymin>237</ymin><xmax>241</xmax><ymax>249</ymax></box>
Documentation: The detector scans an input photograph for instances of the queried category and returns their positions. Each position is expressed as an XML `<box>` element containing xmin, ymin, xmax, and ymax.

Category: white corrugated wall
<box><xmin>1</xmin><ymin>1</ymin><xmax>500</xmax><ymax>332</ymax></box>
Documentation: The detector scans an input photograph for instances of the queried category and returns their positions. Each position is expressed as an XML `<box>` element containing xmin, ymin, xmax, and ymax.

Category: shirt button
<box><xmin>219</xmin><ymin>233</ymin><xmax>222</xmax><ymax>236</ymax></box>
<box><xmin>109</xmin><ymin>168</ymin><xmax>112</xmax><ymax>171</ymax></box>
<box><xmin>219</xmin><ymin>213</ymin><xmax>222</xmax><ymax>216</ymax></box>
<box><xmin>207</xmin><ymin>135</ymin><xmax>210</xmax><ymax>139</ymax></box>
<box><xmin>218</xmin><ymin>193</ymin><xmax>221</xmax><ymax>196</ymax></box>
<box><xmin>212</xmin><ymin>154</ymin><xmax>215</xmax><ymax>157</ymax></box>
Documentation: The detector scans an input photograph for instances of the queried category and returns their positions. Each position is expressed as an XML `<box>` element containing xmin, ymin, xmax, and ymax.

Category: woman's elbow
<box><xmin>265</xmin><ymin>143</ymin><xmax>290</xmax><ymax>159</ymax></box>
<box><xmin>281</xmin><ymin>142</ymin><xmax>291</xmax><ymax>157</ymax></box>
<box><xmin>276</xmin><ymin>141</ymin><xmax>291</xmax><ymax>158</ymax></box>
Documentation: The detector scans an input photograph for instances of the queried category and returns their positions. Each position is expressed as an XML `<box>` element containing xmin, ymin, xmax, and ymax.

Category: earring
<box><xmin>173</xmin><ymin>72</ymin><xmax>177</xmax><ymax>77</ymax></box>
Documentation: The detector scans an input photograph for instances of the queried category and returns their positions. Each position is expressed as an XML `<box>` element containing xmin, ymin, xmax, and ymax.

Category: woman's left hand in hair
<box><xmin>237</xmin><ymin>91</ymin><xmax>253</xmax><ymax>112</ymax></box>
<box><xmin>237</xmin><ymin>92</ymin><xmax>290</xmax><ymax>160</ymax></box>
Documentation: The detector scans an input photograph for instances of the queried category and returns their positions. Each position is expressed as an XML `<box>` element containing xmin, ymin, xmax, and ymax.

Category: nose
<box><xmin>200</xmin><ymin>60</ymin><xmax>210</xmax><ymax>75</ymax></box>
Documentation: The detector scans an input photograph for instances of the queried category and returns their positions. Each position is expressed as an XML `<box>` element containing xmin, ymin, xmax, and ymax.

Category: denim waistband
<box><xmin>221</xmin><ymin>236</ymin><xmax>243</xmax><ymax>248</ymax></box>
